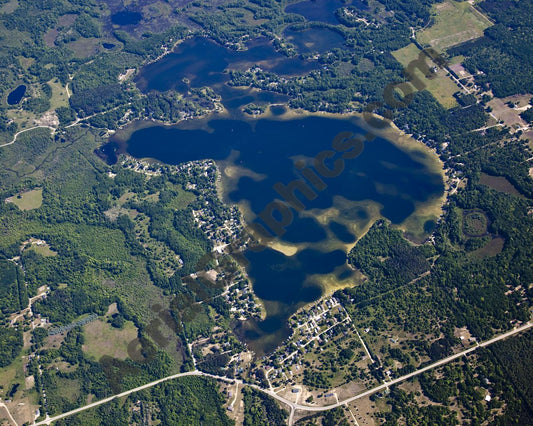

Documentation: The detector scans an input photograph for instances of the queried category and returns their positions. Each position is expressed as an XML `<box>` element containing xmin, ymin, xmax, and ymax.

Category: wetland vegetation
<box><xmin>118</xmin><ymin>111</ymin><xmax>444</xmax><ymax>351</ymax></box>
<box><xmin>0</xmin><ymin>0</ymin><xmax>532</xmax><ymax>423</ymax></box>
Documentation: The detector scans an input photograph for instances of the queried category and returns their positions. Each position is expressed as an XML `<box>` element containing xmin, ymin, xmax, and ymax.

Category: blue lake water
<box><xmin>135</xmin><ymin>37</ymin><xmax>318</xmax><ymax>97</ymax></box>
<box><xmin>111</xmin><ymin>11</ymin><xmax>142</xmax><ymax>26</ymax></box>
<box><xmin>283</xmin><ymin>27</ymin><xmax>346</xmax><ymax>54</ymax></box>
<box><xmin>285</xmin><ymin>0</ymin><xmax>367</xmax><ymax>25</ymax></box>
<box><xmin>113</xmin><ymin>35</ymin><xmax>445</xmax><ymax>353</ymax></box>
<box><xmin>121</xmin><ymin>115</ymin><xmax>444</xmax><ymax>353</ymax></box>
<box><xmin>7</xmin><ymin>85</ymin><xmax>26</xmax><ymax>105</ymax></box>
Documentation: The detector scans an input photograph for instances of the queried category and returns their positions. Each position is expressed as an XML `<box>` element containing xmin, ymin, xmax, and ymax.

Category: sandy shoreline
<box><xmin>116</xmin><ymin>102</ymin><xmax>449</xmax><ymax>276</ymax></box>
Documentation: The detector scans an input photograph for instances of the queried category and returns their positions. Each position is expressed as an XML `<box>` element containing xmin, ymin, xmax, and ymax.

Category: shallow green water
<box><xmin>122</xmin><ymin>115</ymin><xmax>444</xmax><ymax>353</ymax></box>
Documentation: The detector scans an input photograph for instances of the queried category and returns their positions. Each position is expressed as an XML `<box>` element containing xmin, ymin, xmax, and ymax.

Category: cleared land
<box><xmin>487</xmin><ymin>97</ymin><xmax>529</xmax><ymax>131</ymax></box>
<box><xmin>392</xmin><ymin>43</ymin><xmax>459</xmax><ymax>109</ymax></box>
<box><xmin>5</xmin><ymin>188</ymin><xmax>43</xmax><ymax>210</ymax></box>
<box><xmin>417</xmin><ymin>0</ymin><xmax>492</xmax><ymax>52</ymax></box>
<box><xmin>479</xmin><ymin>173</ymin><xmax>524</xmax><ymax>198</ymax></box>
<box><xmin>471</xmin><ymin>237</ymin><xmax>504</xmax><ymax>259</ymax></box>
<box><xmin>26</xmin><ymin>240</ymin><xmax>58</xmax><ymax>257</ymax></box>
<box><xmin>82</xmin><ymin>318</ymin><xmax>138</xmax><ymax>361</ymax></box>
<box><xmin>65</xmin><ymin>37</ymin><xmax>101</xmax><ymax>59</ymax></box>
<box><xmin>47</xmin><ymin>79</ymin><xmax>69</xmax><ymax>110</ymax></box>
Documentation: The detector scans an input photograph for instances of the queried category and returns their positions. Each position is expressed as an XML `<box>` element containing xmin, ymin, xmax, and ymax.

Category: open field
<box><xmin>66</xmin><ymin>37</ymin><xmax>101</xmax><ymax>59</ymax></box>
<box><xmin>417</xmin><ymin>0</ymin><xmax>492</xmax><ymax>52</ymax></box>
<box><xmin>27</xmin><ymin>242</ymin><xmax>57</xmax><ymax>257</ymax></box>
<box><xmin>479</xmin><ymin>173</ymin><xmax>525</xmax><ymax>198</ymax></box>
<box><xmin>487</xmin><ymin>97</ymin><xmax>529</xmax><ymax>131</ymax></box>
<box><xmin>6</xmin><ymin>108</ymin><xmax>40</xmax><ymax>134</ymax></box>
<box><xmin>0</xmin><ymin>356</ymin><xmax>23</xmax><ymax>400</ymax></box>
<box><xmin>392</xmin><ymin>44</ymin><xmax>459</xmax><ymax>109</ymax></box>
<box><xmin>47</xmin><ymin>79</ymin><xmax>69</xmax><ymax>110</ymax></box>
<box><xmin>5</xmin><ymin>188</ymin><xmax>43</xmax><ymax>210</ymax></box>
<box><xmin>0</xmin><ymin>0</ymin><xmax>18</xmax><ymax>14</ymax></box>
<box><xmin>470</xmin><ymin>236</ymin><xmax>504</xmax><ymax>260</ymax></box>
<box><xmin>82</xmin><ymin>318</ymin><xmax>138</xmax><ymax>361</ymax></box>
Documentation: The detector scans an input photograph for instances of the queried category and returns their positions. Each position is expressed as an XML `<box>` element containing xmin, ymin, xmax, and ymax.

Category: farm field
<box><xmin>392</xmin><ymin>43</ymin><xmax>459</xmax><ymax>109</ymax></box>
<box><xmin>417</xmin><ymin>0</ymin><xmax>492</xmax><ymax>52</ymax></box>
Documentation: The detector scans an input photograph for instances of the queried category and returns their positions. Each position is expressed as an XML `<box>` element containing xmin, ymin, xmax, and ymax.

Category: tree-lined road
<box><xmin>32</xmin><ymin>321</ymin><xmax>532</xmax><ymax>425</ymax></box>
<box><xmin>0</xmin><ymin>126</ymin><xmax>55</xmax><ymax>148</ymax></box>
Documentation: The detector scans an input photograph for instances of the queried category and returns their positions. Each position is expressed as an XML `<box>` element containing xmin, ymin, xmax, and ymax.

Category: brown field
<box><xmin>487</xmin><ymin>97</ymin><xmax>528</xmax><ymax>131</ymax></box>
<box><xmin>479</xmin><ymin>173</ymin><xmax>524</xmax><ymax>198</ymax></box>
<box><xmin>471</xmin><ymin>237</ymin><xmax>504</xmax><ymax>259</ymax></box>
<box><xmin>66</xmin><ymin>38</ymin><xmax>101</xmax><ymax>59</ymax></box>
<box><xmin>0</xmin><ymin>0</ymin><xmax>18</xmax><ymax>14</ymax></box>
<box><xmin>43</xmin><ymin>28</ymin><xmax>59</xmax><ymax>47</ymax></box>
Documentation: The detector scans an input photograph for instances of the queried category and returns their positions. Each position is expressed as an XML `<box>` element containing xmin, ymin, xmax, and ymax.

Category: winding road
<box><xmin>0</xmin><ymin>402</ymin><xmax>18</xmax><ymax>426</ymax></box>
<box><xmin>29</xmin><ymin>321</ymin><xmax>531</xmax><ymax>425</ymax></box>
<box><xmin>0</xmin><ymin>126</ymin><xmax>55</xmax><ymax>148</ymax></box>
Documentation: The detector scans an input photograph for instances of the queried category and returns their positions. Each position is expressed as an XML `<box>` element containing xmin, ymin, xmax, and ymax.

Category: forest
<box><xmin>52</xmin><ymin>375</ymin><xmax>233</xmax><ymax>425</ymax></box>
<box><xmin>0</xmin><ymin>0</ymin><xmax>531</xmax><ymax>423</ymax></box>
<box><xmin>0</xmin><ymin>125</ymin><xmax>234</xmax><ymax>421</ymax></box>
<box><xmin>377</xmin><ymin>330</ymin><xmax>533</xmax><ymax>424</ymax></box>
<box><xmin>448</xmin><ymin>0</ymin><xmax>533</xmax><ymax>97</ymax></box>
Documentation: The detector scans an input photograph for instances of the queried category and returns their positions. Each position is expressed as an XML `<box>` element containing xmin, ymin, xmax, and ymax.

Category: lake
<box><xmin>111</xmin><ymin>10</ymin><xmax>142</xmax><ymax>26</ymax></box>
<box><xmin>135</xmin><ymin>37</ymin><xmax>315</xmax><ymax>108</ymax></box>
<box><xmin>119</xmin><ymin>113</ymin><xmax>444</xmax><ymax>354</ymax></box>
<box><xmin>283</xmin><ymin>27</ymin><xmax>346</xmax><ymax>54</ymax></box>
<box><xmin>121</xmin><ymin>34</ymin><xmax>445</xmax><ymax>354</ymax></box>
<box><xmin>7</xmin><ymin>85</ymin><xmax>26</xmax><ymax>105</ymax></box>
<box><xmin>285</xmin><ymin>0</ymin><xmax>367</xmax><ymax>25</ymax></box>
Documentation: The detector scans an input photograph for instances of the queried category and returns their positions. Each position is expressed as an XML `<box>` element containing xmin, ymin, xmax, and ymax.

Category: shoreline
<box><xmin>118</xmin><ymin>103</ymin><xmax>449</xmax><ymax>243</ymax></box>
<box><xmin>110</xmin><ymin>102</ymin><xmax>450</xmax><ymax>330</ymax></box>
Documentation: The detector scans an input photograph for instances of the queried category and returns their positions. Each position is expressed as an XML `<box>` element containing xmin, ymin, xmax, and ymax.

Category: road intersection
<box><xmin>28</xmin><ymin>321</ymin><xmax>531</xmax><ymax>425</ymax></box>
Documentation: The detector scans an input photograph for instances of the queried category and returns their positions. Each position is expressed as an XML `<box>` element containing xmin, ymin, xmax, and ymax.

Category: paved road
<box><xmin>32</xmin><ymin>321</ymin><xmax>532</xmax><ymax>425</ymax></box>
<box><xmin>287</xmin><ymin>321</ymin><xmax>533</xmax><ymax>412</ymax></box>
<box><xmin>34</xmin><ymin>371</ymin><xmax>201</xmax><ymax>425</ymax></box>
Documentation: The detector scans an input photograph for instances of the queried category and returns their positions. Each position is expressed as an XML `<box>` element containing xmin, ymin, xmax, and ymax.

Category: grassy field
<box><xmin>470</xmin><ymin>237</ymin><xmax>504</xmax><ymax>260</ymax></box>
<box><xmin>47</xmin><ymin>79</ymin><xmax>69</xmax><ymax>110</ymax></box>
<box><xmin>392</xmin><ymin>43</ymin><xmax>459</xmax><ymax>109</ymax></box>
<box><xmin>6</xmin><ymin>188</ymin><xmax>43</xmax><ymax>211</ymax></box>
<box><xmin>0</xmin><ymin>355</ymin><xmax>23</xmax><ymax>399</ymax></box>
<box><xmin>28</xmin><ymin>243</ymin><xmax>57</xmax><ymax>257</ymax></box>
<box><xmin>167</xmin><ymin>184</ymin><xmax>197</xmax><ymax>210</ymax></box>
<box><xmin>82</xmin><ymin>318</ymin><xmax>138</xmax><ymax>361</ymax></box>
<box><xmin>6</xmin><ymin>108</ymin><xmax>40</xmax><ymax>133</ymax></box>
<box><xmin>479</xmin><ymin>173</ymin><xmax>524</xmax><ymax>198</ymax></box>
<box><xmin>65</xmin><ymin>37</ymin><xmax>101</xmax><ymax>59</ymax></box>
<box><xmin>417</xmin><ymin>0</ymin><xmax>492</xmax><ymax>52</ymax></box>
